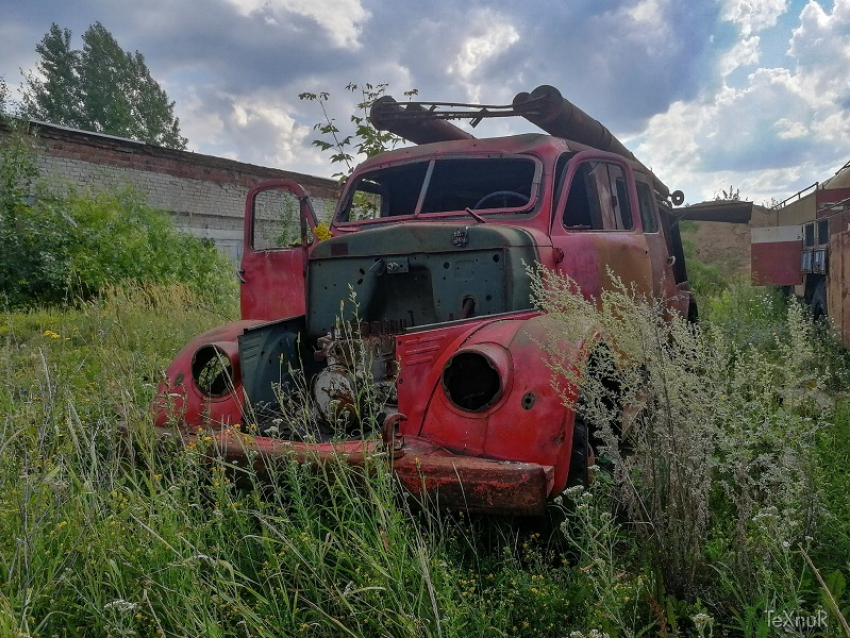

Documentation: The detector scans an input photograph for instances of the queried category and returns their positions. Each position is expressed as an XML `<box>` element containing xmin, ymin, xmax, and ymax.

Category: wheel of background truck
<box><xmin>811</xmin><ymin>279</ymin><xmax>827</xmax><ymax>321</ymax></box>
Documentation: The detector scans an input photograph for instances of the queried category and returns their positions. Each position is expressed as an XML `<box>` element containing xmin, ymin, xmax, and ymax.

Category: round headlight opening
<box><xmin>191</xmin><ymin>345</ymin><xmax>234</xmax><ymax>397</ymax></box>
<box><xmin>442</xmin><ymin>351</ymin><xmax>502</xmax><ymax>412</ymax></box>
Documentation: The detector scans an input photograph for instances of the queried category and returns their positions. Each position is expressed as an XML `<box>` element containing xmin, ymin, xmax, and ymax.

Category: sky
<box><xmin>2</xmin><ymin>0</ymin><xmax>850</xmax><ymax>205</ymax></box>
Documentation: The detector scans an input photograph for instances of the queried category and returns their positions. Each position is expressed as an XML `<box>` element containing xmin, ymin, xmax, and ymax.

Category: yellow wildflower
<box><xmin>314</xmin><ymin>223</ymin><xmax>332</xmax><ymax>241</ymax></box>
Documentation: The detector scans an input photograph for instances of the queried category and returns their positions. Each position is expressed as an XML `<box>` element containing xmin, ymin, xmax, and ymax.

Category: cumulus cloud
<box><xmin>719</xmin><ymin>35</ymin><xmax>760</xmax><ymax>76</ymax></box>
<box><xmin>789</xmin><ymin>0</ymin><xmax>850</xmax><ymax>102</ymax></box>
<box><xmin>621</xmin><ymin>0</ymin><xmax>675</xmax><ymax>49</ymax></box>
<box><xmin>775</xmin><ymin>117</ymin><xmax>808</xmax><ymax>139</ymax></box>
<box><xmin>631</xmin><ymin>0</ymin><xmax>850</xmax><ymax>203</ymax></box>
<box><xmin>4</xmin><ymin>0</ymin><xmax>850</xmax><ymax>204</ymax></box>
<box><xmin>222</xmin><ymin>0</ymin><xmax>370</xmax><ymax>48</ymax></box>
<box><xmin>633</xmin><ymin>68</ymin><xmax>820</xmax><ymax>202</ymax></box>
<box><xmin>446</xmin><ymin>11</ymin><xmax>520</xmax><ymax>103</ymax></box>
<box><xmin>178</xmin><ymin>86</ymin><xmax>329</xmax><ymax>173</ymax></box>
<box><xmin>721</xmin><ymin>0</ymin><xmax>788</xmax><ymax>35</ymax></box>
<box><xmin>447</xmin><ymin>22</ymin><xmax>520</xmax><ymax>80</ymax></box>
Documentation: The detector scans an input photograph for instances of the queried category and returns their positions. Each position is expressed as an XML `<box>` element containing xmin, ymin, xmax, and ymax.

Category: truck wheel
<box><xmin>566</xmin><ymin>416</ymin><xmax>591</xmax><ymax>487</ymax></box>
<box><xmin>811</xmin><ymin>280</ymin><xmax>827</xmax><ymax>321</ymax></box>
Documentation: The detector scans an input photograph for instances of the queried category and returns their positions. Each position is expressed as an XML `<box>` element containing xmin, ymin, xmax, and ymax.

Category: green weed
<box><xmin>532</xmin><ymin>267</ymin><xmax>849</xmax><ymax>635</ymax></box>
<box><xmin>2</xmin><ymin>270</ymin><xmax>850</xmax><ymax>636</ymax></box>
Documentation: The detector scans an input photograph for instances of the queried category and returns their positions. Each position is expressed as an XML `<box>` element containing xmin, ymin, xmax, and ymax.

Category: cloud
<box><xmin>4</xmin><ymin>0</ymin><xmax>850</xmax><ymax>207</ymax></box>
<box><xmin>221</xmin><ymin>0</ymin><xmax>370</xmax><ymax>48</ymax></box>
<box><xmin>721</xmin><ymin>0</ymin><xmax>788</xmax><ymax>35</ymax></box>
<box><xmin>180</xmin><ymin>86</ymin><xmax>328</xmax><ymax>173</ymax></box>
<box><xmin>446</xmin><ymin>11</ymin><xmax>520</xmax><ymax>103</ymax></box>
<box><xmin>719</xmin><ymin>35</ymin><xmax>760</xmax><ymax>76</ymax></box>
<box><xmin>789</xmin><ymin>0</ymin><xmax>850</xmax><ymax>102</ymax></box>
<box><xmin>633</xmin><ymin>70</ymin><xmax>820</xmax><ymax>202</ymax></box>
<box><xmin>631</xmin><ymin>0</ymin><xmax>850</xmax><ymax>203</ymax></box>
<box><xmin>775</xmin><ymin>117</ymin><xmax>808</xmax><ymax>139</ymax></box>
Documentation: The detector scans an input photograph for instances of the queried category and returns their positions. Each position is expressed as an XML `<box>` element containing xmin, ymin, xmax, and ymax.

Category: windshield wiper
<box><xmin>463</xmin><ymin>207</ymin><xmax>487</xmax><ymax>224</ymax></box>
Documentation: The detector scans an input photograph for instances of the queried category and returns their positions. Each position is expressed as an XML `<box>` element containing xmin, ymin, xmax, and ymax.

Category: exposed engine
<box><xmin>311</xmin><ymin>329</ymin><xmax>398</xmax><ymax>431</ymax></box>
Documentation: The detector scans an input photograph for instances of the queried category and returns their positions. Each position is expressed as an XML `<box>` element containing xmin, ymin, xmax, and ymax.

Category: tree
<box><xmin>20</xmin><ymin>25</ymin><xmax>80</xmax><ymax>127</ymax></box>
<box><xmin>299</xmin><ymin>83</ymin><xmax>417</xmax><ymax>177</ymax></box>
<box><xmin>21</xmin><ymin>22</ymin><xmax>187</xmax><ymax>149</ymax></box>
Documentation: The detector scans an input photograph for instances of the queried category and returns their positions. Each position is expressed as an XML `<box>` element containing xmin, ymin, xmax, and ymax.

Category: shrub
<box><xmin>678</xmin><ymin>220</ymin><xmax>732</xmax><ymax>299</ymax></box>
<box><xmin>532</xmin><ymin>268</ymin><xmax>830</xmax><ymax>626</ymax></box>
<box><xmin>0</xmin><ymin>125</ymin><xmax>236</xmax><ymax>309</ymax></box>
<box><xmin>0</xmin><ymin>186</ymin><xmax>237</xmax><ymax>309</ymax></box>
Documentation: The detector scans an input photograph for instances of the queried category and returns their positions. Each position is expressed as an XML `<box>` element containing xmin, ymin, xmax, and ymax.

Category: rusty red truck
<box><xmin>151</xmin><ymin>85</ymin><xmax>694</xmax><ymax>515</ymax></box>
<box><xmin>751</xmin><ymin>161</ymin><xmax>850</xmax><ymax>339</ymax></box>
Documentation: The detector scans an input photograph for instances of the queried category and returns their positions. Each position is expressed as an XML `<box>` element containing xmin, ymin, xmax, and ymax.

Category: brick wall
<box><xmin>2</xmin><ymin>120</ymin><xmax>338</xmax><ymax>261</ymax></box>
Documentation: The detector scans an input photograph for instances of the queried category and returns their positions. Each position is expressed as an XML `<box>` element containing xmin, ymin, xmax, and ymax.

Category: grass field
<box><xmin>1</xmin><ymin>281</ymin><xmax>849</xmax><ymax>637</ymax></box>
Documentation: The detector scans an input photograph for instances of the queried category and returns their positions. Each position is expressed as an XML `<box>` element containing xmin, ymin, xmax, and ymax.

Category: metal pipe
<box><xmin>514</xmin><ymin>85</ymin><xmax>671</xmax><ymax>199</ymax></box>
<box><xmin>369</xmin><ymin>96</ymin><xmax>475</xmax><ymax>145</ymax></box>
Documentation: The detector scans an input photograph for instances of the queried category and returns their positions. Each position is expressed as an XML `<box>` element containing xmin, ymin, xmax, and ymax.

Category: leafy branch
<box><xmin>299</xmin><ymin>82</ymin><xmax>417</xmax><ymax>177</ymax></box>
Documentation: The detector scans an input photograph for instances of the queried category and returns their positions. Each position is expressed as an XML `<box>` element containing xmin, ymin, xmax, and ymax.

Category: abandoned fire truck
<box><xmin>751</xmin><ymin>161</ymin><xmax>850</xmax><ymax>341</ymax></box>
<box><xmin>151</xmin><ymin>85</ymin><xmax>695</xmax><ymax>516</ymax></box>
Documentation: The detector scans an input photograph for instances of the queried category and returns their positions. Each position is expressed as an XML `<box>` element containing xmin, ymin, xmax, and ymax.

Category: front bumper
<box><xmin>149</xmin><ymin>425</ymin><xmax>555</xmax><ymax>517</ymax></box>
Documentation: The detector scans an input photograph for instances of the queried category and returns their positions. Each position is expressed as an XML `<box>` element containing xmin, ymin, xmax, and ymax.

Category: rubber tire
<box><xmin>566</xmin><ymin>417</ymin><xmax>590</xmax><ymax>487</ymax></box>
<box><xmin>811</xmin><ymin>279</ymin><xmax>827</xmax><ymax>321</ymax></box>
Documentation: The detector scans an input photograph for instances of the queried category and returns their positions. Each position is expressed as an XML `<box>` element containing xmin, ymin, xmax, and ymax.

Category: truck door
<box><xmin>549</xmin><ymin>155</ymin><xmax>653</xmax><ymax>301</ymax></box>
<box><xmin>634</xmin><ymin>179</ymin><xmax>680</xmax><ymax>309</ymax></box>
<box><xmin>239</xmin><ymin>180</ymin><xmax>318</xmax><ymax>321</ymax></box>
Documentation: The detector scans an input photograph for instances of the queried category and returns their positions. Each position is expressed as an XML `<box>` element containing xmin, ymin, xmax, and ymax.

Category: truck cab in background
<box><xmin>751</xmin><ymin>161</ymin><xmax>850</xmax><ymax>337</ymax></box>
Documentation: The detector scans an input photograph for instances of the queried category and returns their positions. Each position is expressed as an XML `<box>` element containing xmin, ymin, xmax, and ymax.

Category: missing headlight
<box><xmin>191</xmin><ymin>345</ymin><xmax>234</xmax><ymax>397</ymax></box>
<box><xmin>442</xmin><ymin>351</ymin><xmax>502</xmax><ymax>412</ymax></box>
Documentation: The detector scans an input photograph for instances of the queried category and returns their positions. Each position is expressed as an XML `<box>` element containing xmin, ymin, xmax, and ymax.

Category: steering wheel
<box><xmin>473</xmin><ymin>190</ymin><xmax>529</xmax><ymax>210</ymax></box>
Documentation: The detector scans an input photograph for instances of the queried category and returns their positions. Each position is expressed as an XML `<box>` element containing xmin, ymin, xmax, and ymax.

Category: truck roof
<box><xmin>354</xmin><ymin>133</ymin><xmax>571</xmax><ymax>170</ymax></box>
<box><xmin>353</xmin><ymin>132</ymin><xmax>659</xmax><ymax>186</ymax></box>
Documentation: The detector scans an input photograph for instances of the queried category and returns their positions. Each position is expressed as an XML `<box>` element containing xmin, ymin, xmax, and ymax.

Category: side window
<box><xmin>563</xmin><ymin>162</ymin><xmax>601</xmax><ymax>229</ymax></box>
<box><xmin>611</xmin><ymin>168</ymin><xmax>633</xmax><ymax>230</ymax></box>
<box><xmin>253</xmin><ymin>189</ymin><xmax>301</xmax><ymax>249</ymax></box>
<box><xmin>563</xmin><ymin>161</ymin><xmax>633</xmax><ymax>230</ymax></box>
<box><xmin>635</xmin><ymin>182</ymin><xmax>659</xmax><ymax>233</ymax></box>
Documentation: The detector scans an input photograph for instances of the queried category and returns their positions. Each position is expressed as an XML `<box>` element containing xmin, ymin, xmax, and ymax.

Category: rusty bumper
<box><xmin>149</xmin><ymin>426</ymin><xmax>554</xmax><ymax>517</ymax></box>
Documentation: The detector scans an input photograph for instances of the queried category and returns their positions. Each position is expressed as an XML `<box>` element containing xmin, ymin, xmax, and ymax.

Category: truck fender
<box><xmin>404</xmin><ymin>312</ymin><xmax>605</xmax><ymax>496</ymax></box>
<box><xmin>151</xmin><ymin>319</ymin><xmax>266</xmax><ymax>429</ymax></box>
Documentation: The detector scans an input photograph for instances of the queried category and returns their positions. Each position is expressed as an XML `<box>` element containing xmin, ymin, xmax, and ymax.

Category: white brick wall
<box><xmin>32</xmin><ymin>146</ymin><xmax>335</xmax><ymax>262</ymax></box>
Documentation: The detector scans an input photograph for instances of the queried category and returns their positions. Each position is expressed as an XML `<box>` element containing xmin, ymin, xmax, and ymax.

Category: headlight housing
<box><xmin>191</xmin><ymin>344</ymin><xmax>236</xmax><ymax>397</ymax></box>
<box><xmin>442</xmin><ymin>344</ymin><xmax>511</xmax><ymax>412</ymax></box>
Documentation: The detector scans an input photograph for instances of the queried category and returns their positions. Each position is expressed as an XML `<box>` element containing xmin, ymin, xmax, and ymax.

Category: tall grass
<box><xmin>0</xmin><ymin>284</ymin><xmax>592</xmax><ymax>637</ymax></box>
<box><xmin>533</xmin><ymin>271</ymin><xmax>850</xmax><ymax>635</ymax></box>
<box><xmin>2</xmin><ymin>278</ymin><xmax>850</xmax><ymax>636</ymax></box>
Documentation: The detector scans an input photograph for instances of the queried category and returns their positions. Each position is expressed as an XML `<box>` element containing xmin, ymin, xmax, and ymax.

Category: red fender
<box><xmin>396</xmin><ymin>312</ymin><xmax>601</xmax><ymax>496</ymax></box>
<box><xmin>152</xmin><ymin>320</ymin><xmax>265</xmax><ymax>430</ymax></box>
